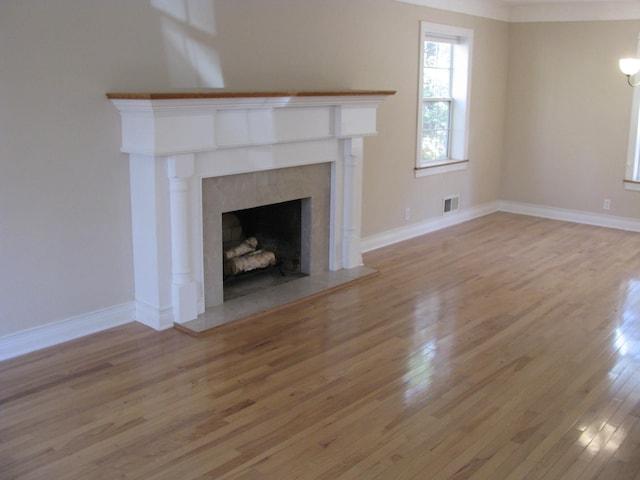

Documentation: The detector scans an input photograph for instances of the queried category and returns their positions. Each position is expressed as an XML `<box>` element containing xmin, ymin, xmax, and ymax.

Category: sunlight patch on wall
<box><xmin>151</xmin><ymin>0</ymin><xmax>224</xmax><ymax>88</ymax></box>
<box><xmin>151</xmin><ymin>0</ymin><xmax>217</xmax><ymax>35</ymax></box>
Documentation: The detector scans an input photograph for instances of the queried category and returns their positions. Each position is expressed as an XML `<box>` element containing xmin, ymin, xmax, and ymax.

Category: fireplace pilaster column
<box><xmin>342</xmin><ymin>138</ymin><xmax>364</xmax><ymax>269</ymax></box>
<box><xmin>168</xmin><ymin>154</ymin><xmax>198</xmax><ymax>324</ymax></box>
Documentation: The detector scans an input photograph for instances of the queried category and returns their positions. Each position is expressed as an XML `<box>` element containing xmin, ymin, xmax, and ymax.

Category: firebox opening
<box><xmin>222</xmin><ymin>198</ymin><xmax>310</xmax><ymax>301</ymax></box>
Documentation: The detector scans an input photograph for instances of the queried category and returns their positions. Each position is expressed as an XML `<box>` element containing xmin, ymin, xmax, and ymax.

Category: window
<box><xmin>624</xmin><ymin>34</ymin><xmax>640</xmax><ymax>192</ymax></box>
<box><xmin>422</xmin><ymin>39</ymin><xmax>453</xmax><ymax>161</ymax></box>
<box><xmin>416</xmin><ymin>22</ymin><xmax>473</xmax><ymax>177</ymax></box>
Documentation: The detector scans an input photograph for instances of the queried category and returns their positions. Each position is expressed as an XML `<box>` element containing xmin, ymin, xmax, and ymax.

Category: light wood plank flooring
<box><xmin>2</xmin><ymin>212</ymin><xmax>640</xmax><ymax>479</ymax></box>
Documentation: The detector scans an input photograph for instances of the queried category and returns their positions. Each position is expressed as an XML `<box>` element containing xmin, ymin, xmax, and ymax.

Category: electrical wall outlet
<box><xmin>603</xmin><ymin>198</ymin><xmax>611</xmax><ymax>210</ymax></box>
<box><xmin>404</xmin><ymin>208</ymin><xmax>411</xmax><ymax>221</ymax></box>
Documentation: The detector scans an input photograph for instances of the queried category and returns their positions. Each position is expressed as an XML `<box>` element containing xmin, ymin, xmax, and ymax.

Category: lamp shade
<box><xmin>619</xmin><ymin>58</ymin><xmax>640</xmax><ymax>76</ymax></box>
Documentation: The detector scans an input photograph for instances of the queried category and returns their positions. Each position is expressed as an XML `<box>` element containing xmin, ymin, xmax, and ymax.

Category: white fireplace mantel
<box><xmin>108</xmin><ymin>90</ymin><xmax>394</xmax><ymax>331</ymax></box>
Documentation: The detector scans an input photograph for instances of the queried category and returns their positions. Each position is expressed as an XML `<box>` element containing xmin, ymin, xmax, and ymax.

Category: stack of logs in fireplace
<box><xmin>223</xmin><ymin>237</ymin><xmax>277</xmax><ymax>276</ymax></box>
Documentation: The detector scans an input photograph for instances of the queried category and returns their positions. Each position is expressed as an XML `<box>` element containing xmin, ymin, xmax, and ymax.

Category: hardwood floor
<box><xmin>2</xmin><ymin>212</ymin><xmax>640</xmax><ymax>479</ymax></box>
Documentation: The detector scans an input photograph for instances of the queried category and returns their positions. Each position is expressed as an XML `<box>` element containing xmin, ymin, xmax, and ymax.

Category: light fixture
<box><xmin>619</xmin><ymin>58</ymin><xmax>640</xmax><ymax>87</ymax></box>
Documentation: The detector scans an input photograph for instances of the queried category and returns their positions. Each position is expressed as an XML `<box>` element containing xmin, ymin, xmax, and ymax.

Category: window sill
<box><xmin>415</xmin><ymin>159</ymin><xmax>469</xmax><ymax>178</ymax></box>
<box><xmin>624</xmin><ymin>179</ymin><xmax>640</xmax><ymax>191</ymax></box>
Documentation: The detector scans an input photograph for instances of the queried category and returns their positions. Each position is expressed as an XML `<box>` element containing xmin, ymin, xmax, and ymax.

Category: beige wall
<box><xmin>0</xmin><ymin>0</ymin><xmax>509</xmax><ymax>337</ymax></box>
<box><xmin>4</xmin><ymin>0</ymin><xmax>636</xmax><ymax>340</ymax></box>
<box><xmin>502</xmin><ymin>20</ymin><xmax>640</xmax><ymax>217</ymax></box>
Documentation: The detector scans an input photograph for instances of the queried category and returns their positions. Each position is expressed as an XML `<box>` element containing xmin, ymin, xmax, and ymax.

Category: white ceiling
<box><xmin>397</xmin><ymin>0</ymin><xmax>640</xmax><ymax>22</ymax></box>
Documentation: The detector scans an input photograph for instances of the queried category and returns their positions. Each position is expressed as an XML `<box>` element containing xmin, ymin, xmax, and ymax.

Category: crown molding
<box><xmin>510</xmin><ymin>2</ymin><xmax>640</xmax><ymax>23</ymax></box>
<box><xmin>396</xmin><ymin>0</ymin><xmax>640</xmax><ymax>23</ymax></box>
<box><xmin>396</xmin><ymin>0</ymin><xmax>510</xmax><ymax>22</ymax></box>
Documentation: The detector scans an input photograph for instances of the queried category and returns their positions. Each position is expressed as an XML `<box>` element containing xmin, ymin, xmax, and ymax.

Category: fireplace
<box><xmin>221</xmin><ymin>198</ymin><xmax>307</xmax><ymax>301</ymax></box>
<box><xmin>201</xmin><ymin>162</ymin><xmax>331</xmax><ymax>310</ymax></box>
<box><xmin>108</xmin><ymin>90</ymin><xmax>394</xmax><ymax>332</ymax></box>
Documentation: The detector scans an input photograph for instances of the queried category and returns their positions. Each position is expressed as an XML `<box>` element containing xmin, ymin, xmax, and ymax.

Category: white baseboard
<box><xmin>134</xmin><ymin>300</ymin><xmax>175</xmax><ymax>331</ymax></box>
<box><xmin>499</xmin><ymin>200</ymin><xmax>640</xmax><ymax>232</ymax></box>
<box><xmin>3</xmin><ymin>200</ymin><xmax>637</xmax><ymax>362</ymax></box>
<box><xmin>362</xmin><ymin>200</ymin><xmax>640</xmax><ymax>254</ymax></box>
<box><xmin>362</xmin><ymin>201</ymin><xmax>499</xmax><ymax>253</ymax></box>
<box><xmin>0</xmin><ymin>302</ymin><xmax>134</xmax><ymax>362</ymax></box>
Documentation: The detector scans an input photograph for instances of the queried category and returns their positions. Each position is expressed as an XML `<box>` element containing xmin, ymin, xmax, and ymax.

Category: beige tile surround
<box><xmin>202</xmin><ymin>163</ymin><xmax>331</xmax><ymax>308</ymax></box>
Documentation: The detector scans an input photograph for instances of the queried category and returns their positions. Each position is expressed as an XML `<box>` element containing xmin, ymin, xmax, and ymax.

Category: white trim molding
<box><xmin>415</xmin><ymin>160</ymin><xmax>468</xmax><ymax>177</ymax></box>
<box><xmin>624</xmin><ymin>180</ymin><xmax>640</xmax><ymax>192</ymax></box>
<box><xmin>0</xmin><ymin>303</ymin><xmax>134</xmax><ymax>362</ymax></box>
<box><xmin>396</xmin><ymin>0</ymin><xmax>640</xmax><ymax>23</ymax></box>
<box><xmin>509</xmin><ymin>2</ymin><xmax>640</xmax><ymax>23</ymax></box>
<box><xmin>362</xmin><ymin>201</ymin><xmax>499</xmax><ymax>252</ymax></box>
<box><xmin>396</xmin><ymin>0</ymin><xmax>510</xmax><ymax>22</ymax></box>
<box><xmin>499</xmin><ymin>200</ymin><xmax>640</xmax><ymax>232</ymax></box>
<box><xmin>363</xmin><ymin>199</ymin><xmax>640</xmax><ymax>254</ymax></box>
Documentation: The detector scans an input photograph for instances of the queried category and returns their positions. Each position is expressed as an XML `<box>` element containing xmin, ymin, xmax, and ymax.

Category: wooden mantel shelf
<box><xmin>106</xmin><ymin>90</ymin><xmax>396</xmax><ymax>100</ymax></box>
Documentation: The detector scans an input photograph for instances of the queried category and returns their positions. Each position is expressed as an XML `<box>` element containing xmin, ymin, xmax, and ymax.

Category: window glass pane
<box><xmin>423</xmin><ymin>101</ymin><xmax>450</xmax><ymax>131</ymax></box>
<box><xmin>423</xmin><ymin>41</ymin><xmax>452</xmax><ymax>99</ymax></box>
<box><xmin>422</xmin><ymin>101</ymin><xmax>450</xmax><ymax>162</ymax></box>
<box><xmin>423</xmin><ymin>68</ymin><xmax>451</xmax><ymax>98</ymax></box>
<box><xmin>422</xmin><ymin>130</ymin><xmax>449</xmax><ymax>162</ymax></box>
<box><xmin>424</xmin><ymin>41</ymin><xmax>451</xmax><ymax>69</ymax></box>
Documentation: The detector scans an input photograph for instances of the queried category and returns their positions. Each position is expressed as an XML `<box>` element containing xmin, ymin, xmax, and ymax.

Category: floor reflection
<box><xmin>403</xmin><ymin>339</ymin><xmax>437</xmax><ymax>403</ymax></box>
<box><xmin>615</xmin><ymin>278</ymin><xmax>640</xmax><ymax>360</ymax></box>
<box><xmin>401</xmin><ymin>292</ymin><xmax>453</xmax><ymax>404</ymax></box>
<box><xmin>577</xmin><ymin>278</ymin><xmax>640</xmax><ymax>456</ymax></box>
<box><xmin>578</xmin><ymin>421</ymin><xmax>622</xmax><ymax>455</ymax></box>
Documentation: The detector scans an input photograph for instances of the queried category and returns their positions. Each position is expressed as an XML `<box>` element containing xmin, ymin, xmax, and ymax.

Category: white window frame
<box><xmin>416</xmin><ymin>22</ymin><xmax>473</xmax><ymax>178</ymax></box>
<box><xmin>624</xmin><ymin>33</ymin><xmax>640</xmax><ymax>192</ymax></box>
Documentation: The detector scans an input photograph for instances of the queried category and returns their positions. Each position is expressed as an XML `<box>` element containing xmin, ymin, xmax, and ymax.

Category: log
<box><xmin>224</xmin><ymin>250</ymin><xmax>277</xmax><ymax>276</ymax></box>
<box><xmin>224</xmin><ymin>237</ymin><xmax>258</xmax><ymax>260</ymax></box>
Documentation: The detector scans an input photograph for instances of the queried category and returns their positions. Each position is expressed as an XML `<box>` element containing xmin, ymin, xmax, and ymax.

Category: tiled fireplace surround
<box><xmin>202</xmin><ymin>164</ymin><xmax>330</xmax><ymax>308</ymax></box>
<box><xmin>109</xmin><ymin>91</ymin><xmax>393</xmax><ymax>333</ymax></box>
